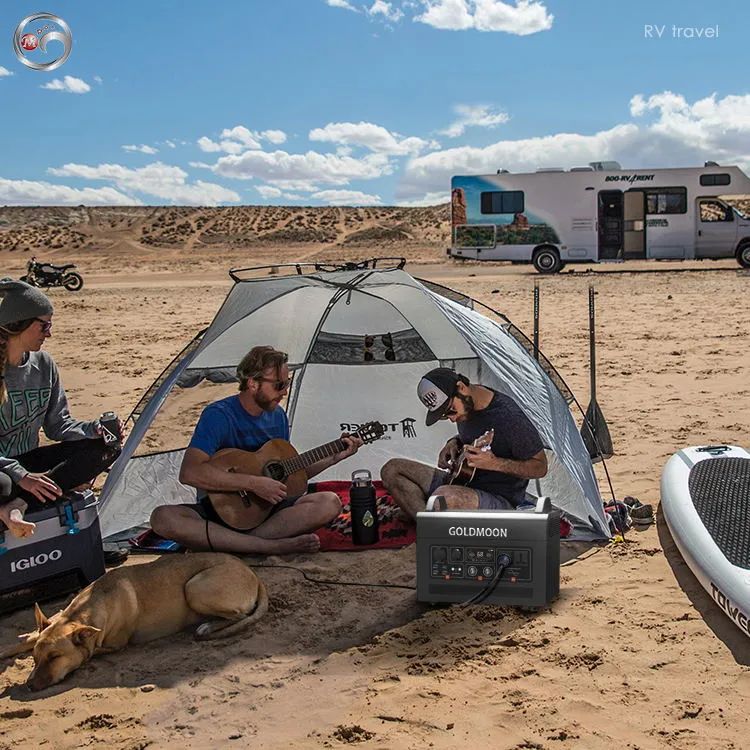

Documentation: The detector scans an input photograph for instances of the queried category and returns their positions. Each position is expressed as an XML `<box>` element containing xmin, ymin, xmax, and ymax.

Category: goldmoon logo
<box><xmin>13</xmin><ymin>13</ymin><xmax>72</xmax><ymax>71</ymax></box>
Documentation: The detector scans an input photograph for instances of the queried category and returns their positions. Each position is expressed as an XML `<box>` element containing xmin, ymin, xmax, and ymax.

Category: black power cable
<box><xmin>252</xmin><ymin>563</ymin><xmax>416</xmax><ymax>591</ymax></box>
<box><xmin>460</xmin><ymin>553</ymin><xmax>512</xmax><ymax>607</ymax></box>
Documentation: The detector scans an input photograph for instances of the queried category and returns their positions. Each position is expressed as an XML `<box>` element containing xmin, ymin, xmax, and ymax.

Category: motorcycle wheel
<box><xmin>63</xmin><ymin>272</ymin><xmax>84</xmax><ymax>291</ymax></box>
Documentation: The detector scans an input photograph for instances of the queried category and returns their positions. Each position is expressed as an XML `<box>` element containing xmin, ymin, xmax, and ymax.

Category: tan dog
<box><xmin>2</xmin><ymin>552</ymin><xmax>268</xmax><ymax>691</ymax></box>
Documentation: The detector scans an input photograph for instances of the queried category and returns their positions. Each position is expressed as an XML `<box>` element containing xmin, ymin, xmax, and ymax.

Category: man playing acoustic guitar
<box><xmin>381</xmin><ymin>368</ymin><xmax>547</xmax><ymax>521</ymax></box>
<box><xmin>150</xmin><ymin>346</ymin><xmax>362</xmax><ymax>555</ymax></box>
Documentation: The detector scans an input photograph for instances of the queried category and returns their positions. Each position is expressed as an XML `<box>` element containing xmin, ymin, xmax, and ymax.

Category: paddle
<box><xmin>533</xmin><ymin>281</ymin><xmax>540</xmax><ymax>361</ymax></box>
<box><xmin>581</xmin><ymin>284</ymin><xmax>613</xmax><ymax>462</ymax></box>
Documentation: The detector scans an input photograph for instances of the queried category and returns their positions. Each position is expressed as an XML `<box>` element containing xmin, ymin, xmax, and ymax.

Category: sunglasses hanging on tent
<box><xmin>364</xmin><ymin>333</ymin><xmax>396</xmax><ymax>362</ymax></box>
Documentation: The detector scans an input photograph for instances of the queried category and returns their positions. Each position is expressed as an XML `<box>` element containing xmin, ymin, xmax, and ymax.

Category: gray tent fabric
<box><xmin>99</xmin><ymin>266</ymin><xmax>610</xmax><ymax>541</ymax></box>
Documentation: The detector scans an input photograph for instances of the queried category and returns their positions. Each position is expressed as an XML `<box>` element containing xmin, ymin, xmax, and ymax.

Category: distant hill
<box><xmin>2</xmin><ymin>198</ymin><xmax>748</xmax><ymax>268</ymax></box>
<box><xmin>0</xmin><ymin>205</ymin><xmax>452</xmax><ymax>260</ymax></box>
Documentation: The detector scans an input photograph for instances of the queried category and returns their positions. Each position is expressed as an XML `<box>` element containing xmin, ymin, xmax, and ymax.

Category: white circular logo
<box><xmin>13</xmin><ymin>13</ymin><xmax>72</xmax><ymax>71</ymax></box>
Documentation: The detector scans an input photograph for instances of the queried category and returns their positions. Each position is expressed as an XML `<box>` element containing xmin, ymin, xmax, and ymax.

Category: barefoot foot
<box><xmin>246</xmin><ymin>533</ymin><xmax>321</xmax><ymax>555</ymax></box>
<box><xmin>8</xmin><ymin>509</ymin><xmax>36</xmax><ymax>539</ymax></box>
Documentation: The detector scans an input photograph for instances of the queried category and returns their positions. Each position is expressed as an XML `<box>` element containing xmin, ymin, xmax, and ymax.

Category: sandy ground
<box><xmin>1</xmin><ymin>251</ymin><xmax>750</xmax><ymax>749</ymax></box>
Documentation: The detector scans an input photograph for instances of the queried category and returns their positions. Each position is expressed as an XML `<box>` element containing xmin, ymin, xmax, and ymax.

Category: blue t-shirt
<box><xmin>457</xmin><ymin>390</ymin><xmax>545</xmax><ymax>506</ymax></box>
<box><xmin>189</xmin><ymin>395</ymin><xmax>289</xmax><ymax>457</ymax></box>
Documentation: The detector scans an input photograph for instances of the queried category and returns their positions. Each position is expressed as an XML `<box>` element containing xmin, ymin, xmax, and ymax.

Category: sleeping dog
<box><xmin>2</xmin><ymin>552</ymin><xmax>268</xmax><ymax>691</ymax></box>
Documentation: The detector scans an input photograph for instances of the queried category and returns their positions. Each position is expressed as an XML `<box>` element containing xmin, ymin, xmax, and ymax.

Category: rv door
<box><xmin>696</xmin><ymin>199</ymin><xmax>736</xmax><ymax>258</ymax></box>
<box><xmin>623</xmin><ymin>191</ymin><xmax>645</xmax><ymax>259</ymax></box>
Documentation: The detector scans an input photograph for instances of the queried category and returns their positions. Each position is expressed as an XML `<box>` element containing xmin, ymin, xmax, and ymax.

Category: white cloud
<box><xmin>215</xmin><ymin>149</ymin><xmax>393</xmax><ymax>185</ymax></box>
<box><xmin>398</xmin><ymin>91</ymin><xmax>750</xmax><ymax>199</ymax></box>
<box><xmin>122</xmin><ymin>144</ymin><xmax>159</xmax><ymax>154</ymax></box>
<box><xmin>220</xmin><ymin>126</ymin><xmax>262</xmax><ymax>149</ymax></box>
<box><xmin>262</xmin><ymin>129</ymin><xmax>287</xmax><ymax>144</ymax></box>
<box><xmin>256</xmin><ymin>185</ymin><xmax>283</xmax><ymax>199</ymax></box>
<box><xmin>41</xmin><ymin>75</ymin><xmax>91</xmax><ymax>94</ymax></box>
<box><xmin>266</xmin><ymin>180</ymin><xmax>321</xmax><ymax>192</ymax></box>
<box><xmin>197</xmin><ymin>136</ymin><xmax>222</xmax><ymax>153</ymax></box>
<box><xmin>0</xmin><ymin>67</ymin><xmax>13</xmax><ymax>78</ymax></box>
<box><xmin>310</xmin><ymin>121</ymin><xmax>438</xmax><ymax>155</ymax></box>
<box><xmin>396</xmin><ymin>191</ymin><xmax>449</xmax><ymax>206</ymax></box>
<box><xmin>311</xmin><ymin>189</ymin><xmax>383</xmax><ymax>205</ymax></box>
<box><xmin>326</xmin><ymin>0</ymin><xmax>359</xmax><ymax>10</ymax></box>
<box><xmin>93</xmin><ymin>75</ymin><xmax>103</xmax><ymax>84</ymax></box>
<box><xmin>188</xmin><ymin>161</ymin><xmax>213</xmax><ymax>169</ymax></box>
<box><xmin>367</xmin><ymin>1</ymin><xmax>404</xmax><ymax>23</ymax></box>
<box><xmin>415</xmin><ymin>0</ymin><xmax>553</xmax><ymax>34</ymax></box>
<box><xmin>0</xmin><ymin>177</ymin><xmax>137</xmax><ymax>206</ymax></box>
<box><xmin>440</xmin><ymin>104</ymin><xmax>510</xmax><ymax>137</ymax></box>
<box><xmin>48</xmin><ymin>161</ymin><xmax>241</xmax><ymax>206</ymax></box>
<box><xmin>165</xmin><ymin>140</ymin><xmax>177</xmax><ymax>148</ymax></box>
<box><xmin>198</xmin><ymin>127</ymin><xmax>288</xmax><ymax>154</ymax></box>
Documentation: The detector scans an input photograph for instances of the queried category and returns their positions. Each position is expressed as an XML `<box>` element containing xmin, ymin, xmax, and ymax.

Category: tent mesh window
<box><xmin>308</xmin><ymin>330</ymin><xmax>435</xmax><ymax>364</ymax></box>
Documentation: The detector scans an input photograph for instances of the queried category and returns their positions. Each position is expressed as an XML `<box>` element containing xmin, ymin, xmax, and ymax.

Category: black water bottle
<box><xmin>350</xmin><ymin>469</ymin><xmax>379</xmax><ymax>546</ymax></box>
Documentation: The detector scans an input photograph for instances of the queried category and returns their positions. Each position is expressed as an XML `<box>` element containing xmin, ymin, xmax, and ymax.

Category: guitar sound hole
<box><xmin>264</xmin><ymin>462</ymin><xmax>286</xmax><ymax>482</ymax></box>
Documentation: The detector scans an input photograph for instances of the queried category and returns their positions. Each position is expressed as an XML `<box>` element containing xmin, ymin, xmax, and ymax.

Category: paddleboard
<box><xmin>661</xmin><ymin>445</ymin><xmax>750</xmax><ymax>639</ymax></box>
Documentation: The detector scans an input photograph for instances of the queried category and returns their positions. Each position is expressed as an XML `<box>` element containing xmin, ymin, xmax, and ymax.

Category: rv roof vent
<box><xmin>589</xmin><ymin>161</ymin><xmax>622</xmax><ymax>171</ymax></box>
<box><xmin>704</xmin><ymin>160</ymin><xmax>720</xmax><ymax>167</ymax></box>
<box><xmin>570</xmin><ymin>166</ymin><xmax>594</xmax><ymax>172</ymax></box>
<box><xmin>536</xmin><ymin>167</ymin><xmax>565</xmax><ymax>173</ymax></box>
<box><xmin>496</xmin><ymin>169</ymin><xmax>510</xmax><ymax>174</ymax></box>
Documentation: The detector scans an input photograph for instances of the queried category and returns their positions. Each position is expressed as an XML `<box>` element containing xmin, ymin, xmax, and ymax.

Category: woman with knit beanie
<box><xmin>0</xmin><ymin>278</ymin><xmax>121</xmax><ymax>538</ymax></box>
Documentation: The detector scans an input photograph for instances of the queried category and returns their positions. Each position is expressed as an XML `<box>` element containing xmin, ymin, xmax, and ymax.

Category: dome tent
<box><xmin>98</xmin><ymin>260</ymin><xmax>610</xmax><ymax>542</ymax></box>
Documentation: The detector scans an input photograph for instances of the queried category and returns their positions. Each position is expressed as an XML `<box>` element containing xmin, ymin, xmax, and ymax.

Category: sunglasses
<box><xmin>256</xmin><ymin>377</ymin><xmax>290</xmax><ymax>392</ymax></box>
<box><xmin>33</xmin><ymin>317</ymin><xmax>53</xmax><ymax>333</ymax></box>
<box><xmin>441</xmin><ymin>396</ymin><xmax>459</xmax><ymax>419</ymax></box>
<box><xmin>364</xmin><ymin>332</ymin><xmax>395</xmax><ymax>362</ymax></box>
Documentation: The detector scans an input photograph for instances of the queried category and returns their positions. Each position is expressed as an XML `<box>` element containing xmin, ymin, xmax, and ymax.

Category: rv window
<box><xmin>645</xmin><ymin>187</ymin><xmax>687</xmax><ymax>215</ymax></box>
<box><xmin>699</xmin><ymin>201</ymin><xmax>733</xmax><ymax>222</ymax></box>
<box><xmin>699</xmin><ymin>173</ymin><xmax>731</xmax><ymax>187</ymax></box>
<box><xmin>480</xmin><ymin>191</ymin><xmax>524</xmax><ymax>214</ymax></box>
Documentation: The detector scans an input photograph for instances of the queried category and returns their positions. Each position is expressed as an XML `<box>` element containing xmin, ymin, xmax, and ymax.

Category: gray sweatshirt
<box><xmin>0</xmin><ymin>350</ymin><xmax>98</xmax><ymax>483</ymax></box>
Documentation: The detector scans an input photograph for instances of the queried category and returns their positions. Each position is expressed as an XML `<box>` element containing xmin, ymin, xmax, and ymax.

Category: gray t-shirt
<box><xmin>0</xmin><ymin>350</ymin><xmax>97</xmax><ymax>482</ymax></box>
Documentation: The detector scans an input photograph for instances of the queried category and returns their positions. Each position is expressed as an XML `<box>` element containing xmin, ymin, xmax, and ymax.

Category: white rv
<box><xmin>448</xmin><ymin>162</ymin><xmax>750</xmax><ymax>273</ymax></box>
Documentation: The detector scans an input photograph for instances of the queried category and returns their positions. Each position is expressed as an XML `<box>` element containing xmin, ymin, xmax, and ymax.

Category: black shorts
<box><xmin>182</xmin><ymin>494</ymin><xmax>302</xmax><ymax>533</ymax></box>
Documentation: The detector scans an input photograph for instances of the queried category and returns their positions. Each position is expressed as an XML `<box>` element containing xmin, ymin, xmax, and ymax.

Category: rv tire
<box><xmin>737</xmin><ymin>241</ymin><xmax>750</xmax><ymax>269</ymax></box>
<box><xmin>532</xmin><ymin>246</ymin><xmax>563</xmax><ymax>274</ymax></box>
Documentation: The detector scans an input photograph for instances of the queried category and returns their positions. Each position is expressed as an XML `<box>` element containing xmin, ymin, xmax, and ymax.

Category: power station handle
<box><xmin>535</xmin><ymin>496</ymin><xmax>552</xmax><ymax>513</ymax></box>
<box><xmin>425</xmin><ymin>494</ymin><xmax>447</xmax><ymax>512</ymax></box>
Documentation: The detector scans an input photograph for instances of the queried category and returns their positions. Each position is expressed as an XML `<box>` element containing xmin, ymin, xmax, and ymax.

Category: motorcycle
<box><xmin>20</xmin><ymin>257</ymin><xmax>84</xmax><ymax>292</ymax></box>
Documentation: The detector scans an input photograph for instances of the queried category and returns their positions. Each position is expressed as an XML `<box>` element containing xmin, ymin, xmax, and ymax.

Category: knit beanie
<box><xmin>0</xmin><ymin>277</ymin><xmax>54</xmax><ymax>327</ymax></box>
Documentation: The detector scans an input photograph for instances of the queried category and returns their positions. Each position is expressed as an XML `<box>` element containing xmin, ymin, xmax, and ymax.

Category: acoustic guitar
<box><xmin>445</xmin><ymin>429</ymin><xmax>495</xmax><ymax>486</ymax></box>
<box><xmin>207</xmin><ymin>422</ymin><xmax>386</xmax><ymax>530</ymax></box>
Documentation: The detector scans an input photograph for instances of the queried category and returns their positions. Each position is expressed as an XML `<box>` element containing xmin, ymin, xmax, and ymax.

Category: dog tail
<box><xmin>195</xmin><ymin>577</ymin><xmax>269</xmax><ymax>640</ymax></box>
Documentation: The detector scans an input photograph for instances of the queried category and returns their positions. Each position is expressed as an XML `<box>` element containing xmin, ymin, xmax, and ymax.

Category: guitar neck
<box><xmin>282</xmin><ymin>438</ymin><xmax>348</xmax><ymax>475</ymax></box>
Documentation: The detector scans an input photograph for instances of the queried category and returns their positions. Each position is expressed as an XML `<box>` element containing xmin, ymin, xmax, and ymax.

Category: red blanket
<box><xmin>314</xmin><ymin>480</ymin><xmax>416</xmax><ymax>552</ymax></box>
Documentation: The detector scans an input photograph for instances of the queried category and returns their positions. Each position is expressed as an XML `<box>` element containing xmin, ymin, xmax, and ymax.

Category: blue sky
<box><xmin>0</xmin><ymin>0</ymin><xmax>747</xmax><ymax>207</ymax></box>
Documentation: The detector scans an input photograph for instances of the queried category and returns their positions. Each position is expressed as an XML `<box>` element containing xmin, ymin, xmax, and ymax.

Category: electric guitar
<box><xmin>206</xmin><ymin>422</ymin><xmax>386</xmax><ymax>530</ymax></box>
<box><xmin>446</xmin><ymin>429</ymin><xmax>495</xmax><ymax>486</ymax></box>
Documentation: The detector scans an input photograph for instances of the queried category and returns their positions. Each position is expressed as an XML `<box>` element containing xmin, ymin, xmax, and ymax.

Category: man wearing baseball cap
<box><xmin>381</xmin><ymin>367</ymin><xmax>548</xmax><ymax>520</ymax></box>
